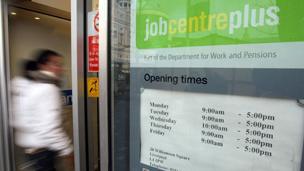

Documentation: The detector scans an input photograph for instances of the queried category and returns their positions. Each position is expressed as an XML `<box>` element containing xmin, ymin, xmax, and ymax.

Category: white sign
<box><xmin>131</xmin><ymin>41</ymin><xmax>304</xmax><ymax>69</ymax></box>
<box><xmin>140</xmin><ymin>89</ymin><xmax>304</xmax><ymax>171</ymax></box>
<box><xmin>88</xmin><ymin>10</ymin><xmax>99</xmax><ymax>36</ymax></box>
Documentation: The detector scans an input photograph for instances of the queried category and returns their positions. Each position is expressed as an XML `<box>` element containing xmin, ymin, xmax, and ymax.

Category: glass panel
<box><xmin>111</xmin><ymin>0</ymin><xmax>131</xmax><ymax>170</ymax></box>
<box><xmin>8</xmin><ymin>5</ymin><xmax>74</xmax><ymax>171</ymax></box>
<box><xmin>112</xmin><ymin>0</ymin><xmax>304</xmax><ymax>171</ymax></box>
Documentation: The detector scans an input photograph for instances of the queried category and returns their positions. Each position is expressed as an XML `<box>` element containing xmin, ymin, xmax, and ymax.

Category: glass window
<box><xmin>111</xmin><ymin>0</ymin><xmax>131</xmax><ymax>170</ymax></box>
<box><xmin>112</xmin><ymin>0</ymin><xmax>304</xmax><ymax>171</ymax></box>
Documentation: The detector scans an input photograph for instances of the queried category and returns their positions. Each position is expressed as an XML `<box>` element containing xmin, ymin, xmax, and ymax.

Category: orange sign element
<box><xmin>87</xmin><ymin>77</ymin><xmax>99</xmax><ymax>97</ymax></box>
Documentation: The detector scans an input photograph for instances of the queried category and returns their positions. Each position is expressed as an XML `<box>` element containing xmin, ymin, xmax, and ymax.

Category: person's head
<box><xmin>21</xmin><ymin>59</ymin><xmax>38</xmax><ymax>80</ymax></box>
<box><xmin>35</xmin><ymin>49</ymin><xmax>63</xmax><ymax>77</ymax></box>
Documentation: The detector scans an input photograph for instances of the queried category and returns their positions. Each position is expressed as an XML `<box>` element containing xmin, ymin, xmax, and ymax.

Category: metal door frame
<box><xmin>0</xmin><ymin>0</ymin><xmax>14</xmax><ymax>170</ymax></box>
<box><xmin>98</xmin><ymin>0</ymin><xmax>110</xmax><ymax>170</ymax></box>
<box><xmin>72</xmin><ymin>0</ymin><xmax>110</xmax><ymax>170</ymax></box>
<box><xmin>71</xmin><ymin>0</ymin><xmax>89</xmax><ymax>171</ymax></box>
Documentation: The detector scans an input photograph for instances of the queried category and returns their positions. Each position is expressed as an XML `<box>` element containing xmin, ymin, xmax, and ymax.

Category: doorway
<box><xmin>7</xmin><ymin>0</ymin><xmax>73</xmax><ymax>170</ymax></box>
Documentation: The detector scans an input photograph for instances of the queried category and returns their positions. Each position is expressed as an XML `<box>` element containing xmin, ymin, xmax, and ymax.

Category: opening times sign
<box><xmin>140</xmin><ymin>89</ymin><xmax>304</xmax><ymax>171</ymax></box>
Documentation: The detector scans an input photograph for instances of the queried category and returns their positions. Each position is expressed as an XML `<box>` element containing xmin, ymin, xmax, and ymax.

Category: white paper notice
<box><xmin>140</xmin><ymin>89</ymin><xmax>304</xmax><ymax>171</ymax></box>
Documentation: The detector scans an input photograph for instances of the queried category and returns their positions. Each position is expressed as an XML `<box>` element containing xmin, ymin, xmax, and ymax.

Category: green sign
<box><xmin>136</xmin><ymin>0</ymin><xmax>304</xmax><ymax>49</ymax></box>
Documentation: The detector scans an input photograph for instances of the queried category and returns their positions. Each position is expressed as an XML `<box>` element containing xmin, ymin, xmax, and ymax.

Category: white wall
<box><xmin>9</xmin><ymin>13</ymin><xmax>72</xmax><ymax>89</ymax></box>
<box><xmin>32</xmin><ymin>0</ymin><xmax>70</xmax><ymax>12</ymax></box>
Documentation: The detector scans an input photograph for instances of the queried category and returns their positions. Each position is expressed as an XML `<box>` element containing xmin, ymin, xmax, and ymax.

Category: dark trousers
<box><xmin>26</xmin><ymin>149</ymin><xmax>57</xmax><ymax>171</ymax></box>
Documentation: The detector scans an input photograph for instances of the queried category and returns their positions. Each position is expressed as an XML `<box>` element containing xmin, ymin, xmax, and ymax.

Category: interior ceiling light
<box><xmin>11</xmin><ymin>12</ymin><xmax>17</xmax><ymax>15</ymax></box>
<box><xmin>34</xmin><ymin>17</ymin><xmax>40</xmax><ymax>20</ymax></box>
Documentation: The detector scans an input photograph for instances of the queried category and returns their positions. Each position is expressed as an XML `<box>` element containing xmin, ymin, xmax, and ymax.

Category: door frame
<box><xmin>0</xmin><ymin>0</ymin><xmax>109</xmax><ymax>170</ymax></box>
<box><xmin>98</xmin><ymin>0</ymin><xmax>110</xmax><ymax>170</ymax></box>
<box><xmin>71</xmin><ymin>0</ymin><xmax>88</xmax><ymax>170</ymax></box>
<box><xmin>0</xmin><ymin>0</ymin><xmax>14</xmax><ymax>170</ymax></box>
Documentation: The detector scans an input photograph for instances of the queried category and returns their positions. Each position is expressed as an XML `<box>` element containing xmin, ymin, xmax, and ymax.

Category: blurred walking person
<box><xmin>11</xmin><ymin>50</ymin><xmax>73</xmax><ymax>171</ymax></box>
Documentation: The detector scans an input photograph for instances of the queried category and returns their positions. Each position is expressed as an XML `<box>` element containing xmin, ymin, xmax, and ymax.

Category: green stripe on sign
<box><xmin>136</xmin><ymin>0</ymin><xmax>304</xmax><ymax>49</ymax></box>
